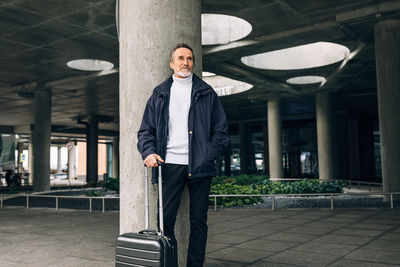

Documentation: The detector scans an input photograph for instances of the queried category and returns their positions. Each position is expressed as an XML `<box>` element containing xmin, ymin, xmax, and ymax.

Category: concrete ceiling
<box><xmin>0</xmin><ymin>0</ymin><xmax>399</xmax><ymax>136</ymax></box>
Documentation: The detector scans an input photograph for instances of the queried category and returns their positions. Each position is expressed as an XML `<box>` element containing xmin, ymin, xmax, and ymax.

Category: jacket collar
<box><xmin>154</xmin><ymin>73</ymin><xmax>212</xmax><ymax>97</ymax></box>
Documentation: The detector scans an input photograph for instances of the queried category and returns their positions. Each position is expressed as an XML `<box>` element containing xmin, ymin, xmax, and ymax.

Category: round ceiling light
<box><xmin>202</xmin><ymin>14</ymin><xmax>252</xmax><ymax>45</ymax></box>
<box><xmin>202</xmin><ymin>75</ymin><xmax>253</xmax><ymax>96</ymax></box>
<box><xmin>286</xmin><ymin>76</ymin><xmax>327</xmax><ymax>85</ymax></box>
<box><xmin>241</xmin><ymin>42</ymin><xmax>350</xmax><ymax>70</ymax></box>
<box><xmin>202</xmin><ymin>71</ymin><xmax>216</xmax><ymax>77</ymax></box>
<box><xmin>67</xmin><ymin>59</ymin><xmax>114</xmax><ymax>71</ymax></box>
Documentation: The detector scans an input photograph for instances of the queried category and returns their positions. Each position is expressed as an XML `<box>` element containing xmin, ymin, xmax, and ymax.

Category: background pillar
<box><xmin>347</xmin><ymin>117</ymin><xmax>361</xmax><ymax>179</ymax></box>
<box><xmin>86</xmin><ymin>117</ymin><xmax>98</xmax><ymax>186</ymax></box>
<box><xmin>224</xmin><ymin>149</ymin><xmax>231</xmax><ymax>176</ymax></box>
<box><xmin>33</xmin><ymin>83</ymin><xmax>51</xmax><ymax>192</ymax></box>
<box><xmin>56</xmin><ymin>146</ymin><xmax>62</xmax><ymax>174</ymax></box>
<box><xmin>375</xmin><ymin>19</ymin><xmax>400</xmax><ymax>192</ymax></box>
<box><xmin>262</xmin><ymin>124</ymin><xmax>269</xmax><ymax>175</ymax></box>
<box><xmin>67</xmin><ymin>142</ymin><xmax>76</xmax><ymax>180</ymax></box>
<box><xmin>28</xmin><ymin>131</ymin><xmax>34</xmax><ymax>185</ymax></box>
<box><xmin>316</xmin><ymin>91</ymin><xmax>334</xmax><ymax>181</ymax></box>
<box><xmin>17</xmin><ymin>142</ymin><xmax>24</xmax><ymax>174</ymax></box>
<box><xmin>239</xmin><ymin>122</ymin><xmax>250</xmax><ymax>174</ymax></box>
<box><xmin>119</xmin><ymin>0</ymin><xmax>201</xmax><ymax>265</ymax></box>
<box><xmin>112</xmin><ymin>137</ymin><xmax>119</xmax><ymax>178</ymax></box>
<box><xmin>268</xmin><ymin>99</ymin><xmax>283</xmax><ymax>178</ymax></box>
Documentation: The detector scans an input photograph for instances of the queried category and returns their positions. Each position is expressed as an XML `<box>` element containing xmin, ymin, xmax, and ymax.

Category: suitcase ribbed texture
<box><xmin>116</xmin><ymin>166</ymin><xmax>176</xmax><ymax>267</ymax></box>
<box><xmin>116</xmin><ymin>233</ymin><xmax>167</xmax><ymax>266</ymax></box>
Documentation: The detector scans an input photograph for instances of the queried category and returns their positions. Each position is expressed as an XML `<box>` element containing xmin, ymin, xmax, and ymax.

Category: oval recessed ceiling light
<box><xmin>203</xmin><ymin>75</ymin><xmax>253</xmax><ymax>96</ymax></box>
<box><xmin>202</xmin><ymin>14</ymin><xmax>252</xmax><ymax>45</ymax></box>
<box><xmin>286</xmin><ymin>76</ymin><xmax>327</xmax><ymax>85</ymax></box>
<box><xmin>67</xmin><ymin>59</ymin><xmax>114</xmax><ymax>71</ymax></box>
<box><xmin>241</xmin><ymin>42</ymin><xmax>350</xmax><ymax>70</ymax></box>
<box><xmin>202</xmin><ymin>71</ymin><xmax>216</xmax><ymax>77</ymax></box>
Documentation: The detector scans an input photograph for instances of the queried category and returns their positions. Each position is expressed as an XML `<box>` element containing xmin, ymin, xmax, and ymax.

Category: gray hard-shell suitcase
<box><xmin>116</xmin><ymin>166</ymin><xmax>177</xmax><ymax>267</ymax></box>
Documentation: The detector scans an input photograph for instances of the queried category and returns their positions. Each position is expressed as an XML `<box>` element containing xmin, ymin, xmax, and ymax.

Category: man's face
<box><xmin>170</xmin><ymin>48</ymin><xmax>194</xmax><ymax>78</ymax></box>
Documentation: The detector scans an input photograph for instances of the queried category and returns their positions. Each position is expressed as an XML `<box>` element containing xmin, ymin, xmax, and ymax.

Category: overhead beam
<box><xmin>204</xmin><ymin>1</ymin><xmax>400</xmax><ymax>59</ymax></box>
<box><xmin>4</xmin><ymin>69</ymin><xmax>118</xmax><ymax>93</ymax></box>
<box><xmin>336</xmin><ymin>2</ymin><xmax>400</xmax><ymax>23</ymax></box>
<box><xmin>203</xmin><ymin>20</ymin><xmax>337</xmax><ymax>56</ymax></box>
<box><xmin>318</xmin><ymin>41</ymin><xmax>366</xmax><ymax>92</ymax></box>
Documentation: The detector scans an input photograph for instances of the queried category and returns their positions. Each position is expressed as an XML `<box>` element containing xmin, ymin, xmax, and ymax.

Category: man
<box><xmin>137</xmin><ymin>43</ymin><xmax>229</xmax><ymax>266</ymax></box>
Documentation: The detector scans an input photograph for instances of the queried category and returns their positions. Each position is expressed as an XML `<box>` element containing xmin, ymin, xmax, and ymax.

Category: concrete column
<box><xmin>86</xmin><ymin>117</ymin><xmax>98</xmax><ymax>186</ymax></box>
<box><xmin>224</xmin><ymin>149</ymin><xmax>231</xmax><ymax>176</ymax></box>
<box><xmin>347</xmin><ymin>117</ymin><xmax>361</xmax><ymax>179</ymax></box>
<box><xmin>316</xmin><ymin>91</ymin><xmax>334</xmax><ymax>181</ymax></box>
<box><xmin>216</xmin><ymin>157</ymin><xmax>222</xmax><ymax>177</ymax></box>
<box><xmin>56</xmin><ymin>146</ymin><xmax>62</xmax><ymax>174</ymax></box>
<box><xmin>335</xmin><ymin>115</ymin><xmax>348</xmax><ymax>179</ymax></box>
<box><xmin>289</xmin><ymin>151</ymin><xmax>301</xmax><ymax>178</ymax></box>
<box><xmin>262</xmin><ymin>124</ymin><xmax>269</xmax><ymax>175</ymax></box>
<box><xmin>112</xmin><ymin>137</ymin><xmax>119</xmax><ymax>178</ymax></box>
<box><xmin>17</xmin><ymin>142</ymin><xmax>24</xmax><ymax>173</ymax></box>
<box><xmin>28</xmin><ymin>131</ymin><xmax>34</xmax><ymax>185</ymax></box>
<box><xmin>359</xmin><ymin>119</ymin><xmax>375</xmax><ymax>179</ymax></box>
<box><xmin>119</xmin><ymin>1</ymin><xmax>201</xmax><ymax>265</ymax></box>
<box><xmin>239</xmin><ymin>122</ymin><xmax>250</xmax><ymax>174</ymax></box>
<box><xmin>268</xmin><ymin>99</ymin><xmax>283</xmax><ymax>178</ymax></box>
<box><xmin>67</xmin><ymin>142</ymin><xmax>76</xmax><ymax>180</ymax></box>
<box><xmin>375</xmin><ymin>19</ymin><xmax>400</xmax><ymax>192</ymax></box>
<box><xmin>33</xmin><ymin>83</ymin><xmax>51</xmax><ymax>192</ymax></box>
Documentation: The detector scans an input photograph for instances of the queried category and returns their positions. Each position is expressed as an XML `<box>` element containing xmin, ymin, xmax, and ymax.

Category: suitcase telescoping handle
<box><xmin>144</xmin><ymin>167</ymin><xmax>149</xmax><ymax>230</ymax></box>
<box><xmin>144</xmin><ymin>164</ymin><xmax>164</xmax><ymax>236</ymax></box>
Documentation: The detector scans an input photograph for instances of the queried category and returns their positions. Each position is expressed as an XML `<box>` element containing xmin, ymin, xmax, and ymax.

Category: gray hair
<box><xmin>170</xmin><ymin>43</ymin><xmax>195</xmax><ymax>63</ymax></box>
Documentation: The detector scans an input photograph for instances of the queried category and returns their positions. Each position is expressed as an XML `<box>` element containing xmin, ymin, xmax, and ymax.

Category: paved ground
<box><xmin>0</xmin><ymin>207</ymin><xmax>400</xmax><ymax>266</ymax></box>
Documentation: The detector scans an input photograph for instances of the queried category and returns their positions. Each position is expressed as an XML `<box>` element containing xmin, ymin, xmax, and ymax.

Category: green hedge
<box><xmin>102</xmin><ymin>175</ymin><xmax>348</xmax><ymax>208</ymax></box>
<box><xmin>86</xmin><ymin>190</ymin><xmax>105</xmax><ymax>197</ymax></box>
<box><xmin>254</xmin><ymin>179</ymin><xmax>348</xmax><ymax>194</ymax></box>
<box><xmin>210</xmin><ymin>183</ymin><xmax>262</xmax><ymax>208</ymax></box>
<box><xmin>212</xmin><ymin>174</ymin><xmax>269</xmax><ymax>186</ymax></box>
<box><xmin>103</xmin><ymin>177</ymin><xmax>119</xmax><ymax>192</ymax></box>
<box><xmin>210</xmin><ymin>175</ymin><xmax>348</xmax><ymax>208</ymax></box>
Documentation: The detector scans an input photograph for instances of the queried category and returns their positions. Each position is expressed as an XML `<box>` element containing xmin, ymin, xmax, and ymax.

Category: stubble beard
<box><xmin>177</xmin><ymin>69</ymin><xmax>192</xmax><ymax>78</ymax></box>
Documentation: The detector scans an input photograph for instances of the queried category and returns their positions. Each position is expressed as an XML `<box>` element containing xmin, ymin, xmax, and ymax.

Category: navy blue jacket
<box><xmin>137</xmin><ymin>74</ymin><xmax>229</xmax><ymax>183</ymax></box>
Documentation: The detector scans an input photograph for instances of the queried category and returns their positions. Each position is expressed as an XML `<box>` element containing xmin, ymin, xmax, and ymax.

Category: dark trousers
<box><xmin>161</xmin><ymin>163</ymin><xmax>212</xmax><ymax>267</ymax></box>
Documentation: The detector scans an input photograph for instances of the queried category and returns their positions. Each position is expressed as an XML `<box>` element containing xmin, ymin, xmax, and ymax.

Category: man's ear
<box><xmin>169</xmin><ymin>61</ymin><xmax>174</xmax><ymax>70</ymax></box>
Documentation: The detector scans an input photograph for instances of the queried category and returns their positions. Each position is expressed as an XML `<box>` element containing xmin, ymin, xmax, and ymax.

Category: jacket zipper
<box><xmin>187</xmin><ymin>91</ymin><xmax>203</xmax><ymax>177</ymax></box>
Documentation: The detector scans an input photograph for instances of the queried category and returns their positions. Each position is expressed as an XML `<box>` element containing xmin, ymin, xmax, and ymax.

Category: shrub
<box><xmin>86</xmin><ymin>190</ymin><xmax>105</xmax><ymax>197</ymax></box>
<box><xmin>255</xmin><ymin>179</ymin><xmax>347</xmax><ymax>194</ymax></box>
<box><xmin>209</xmin><ymin>183</ymin><xmax>262</xmax><ymax>208</ymax></box>
<box><xmin>103</xmin><ymin>177</ymin><xmax>119</xmax><ymax>192</ymax></box>
<box><xmin>210</xmin><ymin>175</ymin><xmax>348</xmax><ymax>208</ymax></box>
<box><xmin>212</xmin><ymin>174</ymin><xmax>269</xmax><ymax>186</ymax></box>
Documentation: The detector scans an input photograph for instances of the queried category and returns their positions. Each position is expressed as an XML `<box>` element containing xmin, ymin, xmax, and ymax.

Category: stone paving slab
<box><xmin>235</xmin><ymin>239</ymin><xmax>298</xmax><ymax>252</ymax></box>
<box><xmin>0</xmin><ymin>207</ymin><xmax>400</xmax><ymax>266</ymax></box>
<box><xmin>224</xmin><ymin>228</ymin><xmax>276</xmax><ymax>238</ymax></box>
<box><xmin>261</xmin><ymin>232</ymin><xmax>316</xmax><ymax>243</ymax></box>
<box><xmin>343</xmin><ymin>248</ymin><xmax>400</xmax><ymax>265</ymax></box>
<box><xmin>364</xmin><ymin>239</ymin><xmax>400</xmax><ymax>251</ymax></box>
<box><xmin>328</xmin><ymin>259</ymin><xmax>400</xmax><ymax>267</ymax></box>
<box><xmin>207</xmin><ymin>233</ymin><xmax>256</xmax><ymax>244</ymax></box>
<box><xmin>207</xmin><ymin>247</ymin><xmax>274</xmax><ymax>264</ymax></box>
<box><xmin>331</xmin><ymin>227</ymin><xmax>384</xmax><ymax>237</ymax></box>
<box><xmin>284</xmin><ymin>225</ymin><xmax>333</xmax><ymax>235</ymax></box>
<box><xmin>312</xmin><ymin>234</ymin><xmax>373</xmax><ymax>246</ymax></box>
<box><xmin>248</xmin><ymin>262</ymin><xmax>299</xmax><ymax>267</ymax></box>
<box><xmin>290</xmin><ymin>241</ymin><xmax>358</xmax><ymax>256</ymax></box>
<box><xmin>264</xmin><ymin>250</ymin><xmax>340</xmax><ymax>266</ymax></box>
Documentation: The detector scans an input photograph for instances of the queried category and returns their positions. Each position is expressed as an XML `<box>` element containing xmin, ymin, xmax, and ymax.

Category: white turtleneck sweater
<box><xmin>165</xmin><ymin>74</ymin><xmax>193</xmax><ymax>165</ymax></box>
